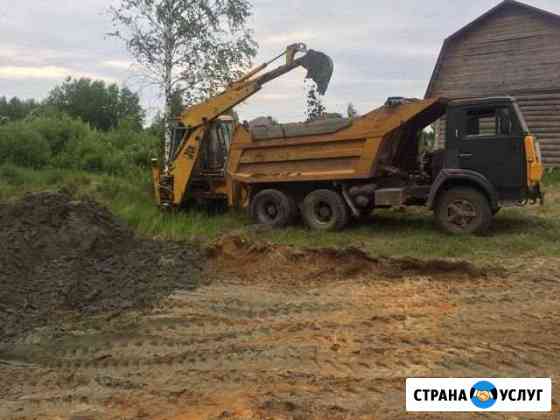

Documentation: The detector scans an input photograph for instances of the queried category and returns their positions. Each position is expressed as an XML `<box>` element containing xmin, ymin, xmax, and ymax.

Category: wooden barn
<box><xmin>426</xmin><ymin>0</ymin><xmax>560</xmax><ymax>166</ymax></box>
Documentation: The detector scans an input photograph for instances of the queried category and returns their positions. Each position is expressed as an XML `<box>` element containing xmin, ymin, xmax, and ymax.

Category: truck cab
<box><xmin>428</xmin><ymin>96</ymin><xmax>544</xmax><ymax>233</ymax></box>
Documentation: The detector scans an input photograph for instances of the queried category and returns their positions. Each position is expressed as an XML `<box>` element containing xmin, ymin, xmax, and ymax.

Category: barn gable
<box><xmin>426</xmin><ymin>0</ymin><xmax>560</xmax><ymax>166</ymax></box>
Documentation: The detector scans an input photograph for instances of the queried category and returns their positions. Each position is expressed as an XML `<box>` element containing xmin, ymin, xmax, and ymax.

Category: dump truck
<box><xmin>152</xmin><ymin>44</ymin><xmax>544</xmax><ymax>234</ymax></box>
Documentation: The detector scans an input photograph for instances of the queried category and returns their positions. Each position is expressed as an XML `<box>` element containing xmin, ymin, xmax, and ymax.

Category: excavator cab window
<box><xmin>170</xmin><ymin>124</ymin><xmax>188</xmax><ymax>160</ymax></box>
<box><xmin>200</xmin><ymin>118</ymin><xmax>234</xmax><ymax>173</ymax></box>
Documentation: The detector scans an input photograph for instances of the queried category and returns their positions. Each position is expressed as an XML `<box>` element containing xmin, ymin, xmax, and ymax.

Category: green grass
<box><xmin>544</xmin><ymin>167</ymin><xmax>560</xmax><ymax>185</ymax></box>
<box><xmin>260</xmin><ymin>206</ymin><xmax>560</xmax><ymax>262</ymax></box>
<box><xmin>1</xmin><ymin>163</ymin><xmax>559</xmax><ymax>263</ymax></box>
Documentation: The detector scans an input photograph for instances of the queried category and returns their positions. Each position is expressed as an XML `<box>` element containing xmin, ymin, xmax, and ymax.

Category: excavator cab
<box><xmin>199</xmin><ymin>116</ymin><xmax>234</xmax><ymax>175</ymax></box>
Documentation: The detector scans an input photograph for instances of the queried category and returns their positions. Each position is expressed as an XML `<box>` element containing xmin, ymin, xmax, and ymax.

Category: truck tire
<box><xmin>435</xmin><ymin>187</ymin><xmax>492</xmax><ymax>235</ymax></box>
<box><xmin>250</xmin><ymin>189</ymin><xmax>296</xmax><ymax>228</ymax></box>
<box><xmin>302</xmin><ymin>189</ymin><xmax>349</xmax><ymax>231</ymax></box>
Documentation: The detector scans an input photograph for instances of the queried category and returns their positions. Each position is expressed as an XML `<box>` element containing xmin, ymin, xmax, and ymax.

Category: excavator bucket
<box><xmin>301</xmin><ymin>50</ymin><xmax>334</xmax><ymax>95</ymax></box>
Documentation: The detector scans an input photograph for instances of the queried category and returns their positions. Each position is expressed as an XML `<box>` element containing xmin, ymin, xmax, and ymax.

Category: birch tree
<box><xmin>109</xmin><ymin>0</ymin><xmax>257</xmax><ymax>163</ymax></box>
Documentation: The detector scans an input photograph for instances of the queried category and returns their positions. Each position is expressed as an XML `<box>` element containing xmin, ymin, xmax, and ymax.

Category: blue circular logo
<box><xmin>470</xmin><ymin>381</ymin><xmax>498</xmax><ymax>409</ymax></box>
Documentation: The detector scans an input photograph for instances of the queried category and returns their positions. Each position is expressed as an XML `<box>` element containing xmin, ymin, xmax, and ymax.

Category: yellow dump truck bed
<box><xmin>228</xmin><ymin>97</ymin><xmax>447</xmax><ymax>184</ymax></box>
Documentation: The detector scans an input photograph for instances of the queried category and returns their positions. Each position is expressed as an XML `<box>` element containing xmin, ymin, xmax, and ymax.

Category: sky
<box><xmin>1</xmin><ymin>0</ymin><xmax>560</xmax><ymax>123</ymax></box>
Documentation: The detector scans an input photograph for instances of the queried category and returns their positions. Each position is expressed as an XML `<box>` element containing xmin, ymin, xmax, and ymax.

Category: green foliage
<box><xmin>0</xmin><ymin>164</ymin><xmax>30</xmax><ymax>186</ymax></box>
<box><xmin>0</xmin><ymin>96</ymin><xmax>40</xmax><ymax>122</ymax></box>
<box><xmin>0</xmin><ymin>121</ymin><xmax>51</xmax><ymax>168</ymax></box>
<box><xmin>420</xmin><ymin>129</ymin><xmax>436</xmax><ymax>152</ymax></box>
<box><xmin>0</xmin><ymin>114</ymin><xmax>158</xmax><ymax>176</ymax></box>
<box><xmin>544</xmin><ymin>168</ymin><xmax>560</xmax><ymax>186</ymax></box>
<box><xmin>55</xmin><ymin>127</ymin><xmax>158</xmax><ymax>175</ymax></box>
<box><xmin>26</xmin><ymin>114</ymin><xmax>91</xmax><ymax>154</ymax></box>
<box><xmin>46</xmin><ymin>77</ymin><xmax>145</xmax><ymax>131</ymax></box>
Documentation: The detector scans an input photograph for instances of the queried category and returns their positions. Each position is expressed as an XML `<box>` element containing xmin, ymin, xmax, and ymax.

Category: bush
<box><xmin>55</xmin><ymin>132</ymin><xmax>116</xmax><ymax>173</ymax></box>
<box><xmin>120</xmin><ymin>134</ymin><xmax>159</xmax><ymax>169</ymax></box>
<box><xmin>54</xmin><ymin>125</ymin><xmax>159</xmax><ymax>175</ymax></box>
<box><xmin>27</xmin><ymin>114</ymin><xmax>90</xmax><ymax>155</ymax></box>
<box><xmin>0</xmin><ymin>114</ymin><xmax>159</xmax><ymax>175</ymax></box>
<box><xmin>0</xmin><ymin>122</ymin><xmax>51</xmax><ymax>168</ymax></box>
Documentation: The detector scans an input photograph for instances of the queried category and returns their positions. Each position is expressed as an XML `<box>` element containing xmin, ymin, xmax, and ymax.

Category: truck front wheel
<box><xmin>250</xmin><ymin>189</ymin><xmax>296</xmax><ymax>228</ymax></box>
<box><xmin>435</xmin><ymin>187</ymin><xmax>492</xmax><ymax>235</ymax></box>
<box><xmin>302</xmin><ymin>189</ymin><xmax>349</xmax><ymax>231</ymax></box>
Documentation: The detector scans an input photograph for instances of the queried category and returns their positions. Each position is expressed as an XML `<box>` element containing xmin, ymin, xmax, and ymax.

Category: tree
<box><xmin>147</xmin><ymin>90</ymin><xmax>185</xmax><ymax>139</ymax></box>
<box><xmin>0</xmin><ymin>96</ymin><xmax>40</xmax><ymax>121</ymax></box>
<box><xmin>420</xmin><ymin>128</ymin><xmax>436</xmax><ymax>152</ymax></box>
<box><xmin>347</xmin><ymin>103</ymin><xmax>358</xmax><ymax>118</ymax></box>
<box><xmin>109</xmin><ymin>0</ymin><xmax>257</xmax><ymax>162</ymax></box>
<box><xmin>46</xmin><ymin>77</ymin><xmax>145</xmax><ymax>131</ymax></box>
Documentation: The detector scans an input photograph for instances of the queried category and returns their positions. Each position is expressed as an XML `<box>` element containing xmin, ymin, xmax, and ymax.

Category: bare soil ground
<box><xmin>1</xmin><ymin>232</ymin><xmax>559</xmax><ymax>419</ymax></box>
<box><xmin>0</xmin><ymin>192</ymin><xmax>200</xmax><ymax>342</ymax></box>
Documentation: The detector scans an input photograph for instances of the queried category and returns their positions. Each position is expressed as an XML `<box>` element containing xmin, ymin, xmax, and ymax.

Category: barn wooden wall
<box><xmin>430</xmin><ymin>4</ymin><xmax>560</xmax><ymax>166</ymax></box>
<box><xmin>517</xmin><ymin>92</ymin><xmax>560</xmax><ymax>165</ymax></box>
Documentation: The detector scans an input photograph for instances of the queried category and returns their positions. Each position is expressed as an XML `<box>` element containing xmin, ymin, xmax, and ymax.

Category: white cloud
<box><xmin>100</xmin><ymin>60</ymin><xmax>133</xmax><ymax>70</ymax></box>
<box><xmin>257</xmin><ymin>93</ymin><xmax>297</xmax><ymax>101</ymax></box>
<box><xmin>0</xmin><ymin>66</ymin><xmax>72</xmax><ymax>80</ymax></box>
<box><xmin>0</xmin><ymin>65</ymin><xmax>117</xmax><ymax>83</ymax></box>
<box><xmin>260</xmin><ymin>31</ymin><xmax>317</xmax><ymax>47</ymax></box>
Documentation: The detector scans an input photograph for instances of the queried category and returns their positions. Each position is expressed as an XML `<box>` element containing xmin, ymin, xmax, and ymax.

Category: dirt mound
<box><xmin>0</xmin><ymin>192</ymin><xmax>201</xmax><ymax>342</ymax></box>
<box><xmin>208</xmin><ymin>234</ymin><xmax>493</xmax><ymax>285</ymax></box>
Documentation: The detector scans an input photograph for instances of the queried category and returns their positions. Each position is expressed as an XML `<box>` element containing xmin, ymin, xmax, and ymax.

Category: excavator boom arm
<box><xmin>178</xmin><ymin>48</ymin><xmax>332</xmax><ymax>131</ymax></box>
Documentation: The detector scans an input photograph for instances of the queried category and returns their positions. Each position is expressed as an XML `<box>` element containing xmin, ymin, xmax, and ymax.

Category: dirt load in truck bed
<box><xmin>0</xmin><ymin>192</ymin><xmax>201</xmax><ymax>343</ymax></box>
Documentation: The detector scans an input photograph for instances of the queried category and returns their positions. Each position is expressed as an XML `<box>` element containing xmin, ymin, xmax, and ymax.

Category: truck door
<box><xmin>455</xmin><ymin>104</ymin><xmax>525</xmax><ymax>200</ymax></box>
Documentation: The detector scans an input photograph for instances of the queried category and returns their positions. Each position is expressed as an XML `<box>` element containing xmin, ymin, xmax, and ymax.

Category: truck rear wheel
<box><xmin>302</xmin><ymin>189</ymin><xmax>349</xmax><ymax>231</ymax></box>
<box><xmin>435</xmin><ymin>187</ymin><xmax>492</xmax><ymax>235</ymax></box>
<box><xmin>250</xmin><ymin>189</ymin><xmax>296</xmax><ymax>228</ymax></box>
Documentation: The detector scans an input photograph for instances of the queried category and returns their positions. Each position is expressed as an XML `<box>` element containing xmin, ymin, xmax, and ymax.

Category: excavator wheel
<box><xmin>302</xmin><ymin>189</ymin><xmax>349</xmax><ymax>231</ymax></box>
<box><xmin>250</xmin><ymin>189</ymin><xmax>297</xmax><ymax>228</ymax></box>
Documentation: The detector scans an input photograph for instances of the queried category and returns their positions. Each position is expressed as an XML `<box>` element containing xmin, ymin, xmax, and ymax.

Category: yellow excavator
<box><xmin>152</xmin><ymin>43</ymin><xmax>543</xmax><ymax>234</ymax></box>
<box><xmin>152</xmin><ymin>43</ymin><xmax>333</xmax><ymax>210</ymax></box>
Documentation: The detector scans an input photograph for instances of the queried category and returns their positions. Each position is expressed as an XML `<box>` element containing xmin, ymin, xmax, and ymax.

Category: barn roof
<box><xmin>425</xmin><ymin>0</ymin><xmax>560</xmax><ymax>98</ymax></box>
